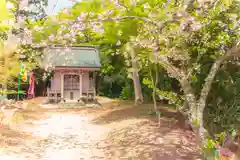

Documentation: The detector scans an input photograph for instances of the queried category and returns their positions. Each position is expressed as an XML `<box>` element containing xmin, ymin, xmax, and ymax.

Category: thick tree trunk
<box><xmin>188</xmin><ymin>48</ymin><xmax>240</xmax><ymax>147</ymax></box>
<box><xmin>178</xmin><ymin>78</ymin><xmax>207</xmax><ymax>146</ymax></box>
<box><xmin>178</xmin><ymin>55</ymin><xmax>227</xmax><ymax>146</ymax></box>
<box><xmin>179</xmin><ymin>79</ymin><xmax>197</xmax><ymax>120</ymax></box>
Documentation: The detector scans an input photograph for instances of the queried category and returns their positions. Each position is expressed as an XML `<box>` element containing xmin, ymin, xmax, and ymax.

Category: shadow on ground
<box><xmin>92</xmin><ymin>103</ymin><xmax>186</xmax><ymax>127</ymax></box>
<box><xmin>101</xmin><ymin>120</ymin><xmax>201</xmax><ymax>160</ymax></box>
<box><xmin>0</xmin><ymin>98</ymin><xmax>201</xmax><ymax>160</ymax></box>
<box><xmin>0</xmin><ymin>124</ymin><xmax>43</xmax><ymax>151</ymax></box>
<box><xmin>92</xmin><ymin>103</ymin><xmax>201</xmax><ymax>160</ymax></box>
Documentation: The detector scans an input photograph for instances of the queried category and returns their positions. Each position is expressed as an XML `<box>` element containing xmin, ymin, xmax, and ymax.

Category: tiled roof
<box><xmin>42</xmin><ymin>46</ymin><xmax>101</xmax><ymax>68</ymax></box>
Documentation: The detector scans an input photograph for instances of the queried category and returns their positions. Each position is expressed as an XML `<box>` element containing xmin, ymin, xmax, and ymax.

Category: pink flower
<box><xmin>215</xmin><ymin>144</ymin><xmax>221</xmax><ymax>149</ymax></box>
<box><xmin>219</xmin><ymin>148</ymin><xmax>233</xmax><ymax>157</ymax></box>
<box><xmin>63</xmin><ymin>8</ymin><xmax>70</xmax><ymax>14</ymax></box>
<box><xmin>48</xmin><ymin>35</ymin><xmax>54</xmax><ymax>41</ymax></box>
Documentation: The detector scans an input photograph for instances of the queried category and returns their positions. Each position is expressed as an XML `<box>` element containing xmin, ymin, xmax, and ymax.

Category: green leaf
<box><xmin>221</xmin><ymin>0</ymin><xmax>232</xmax><ymax>6</ymax></box>
<box><xmin>142</xmin><ymin>78</ymin><xmax>151</xmax><ymax>85</ymax></box>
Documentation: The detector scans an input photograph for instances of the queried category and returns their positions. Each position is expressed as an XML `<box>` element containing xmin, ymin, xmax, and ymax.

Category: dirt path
<box><xmin>0</xmin><ymin>100</ymin><xmax>201</xmax><ymax>160</ymax></box>
<box><xmin>0</xmin><ymin>110</ymin><xmax>110</xmax><ymax>160</ymax></box>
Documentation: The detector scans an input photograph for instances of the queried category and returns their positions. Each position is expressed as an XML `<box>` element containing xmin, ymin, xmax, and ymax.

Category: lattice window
<box><xmin>64</xmin><ymin>75</ymin><xmax>79</xmax><ymax>90</ymax></box>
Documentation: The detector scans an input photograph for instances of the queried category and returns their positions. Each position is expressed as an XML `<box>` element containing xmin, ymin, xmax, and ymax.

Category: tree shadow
<box><xmin>91</xmin><ymin>103</ymin><xmax>201</xmax><ymax>159</ymax></box>
<box><xmin>99</xmin><ymin>120</ymin><xmax>201</xmax><ymax>160</ymax></box>
<box><xmin>18</xmin><ymin>110</ymin><xmax>47</xmax><ymax>121</ymax></box>
<box><xmin>0</xmin><ymin>124</ymin><xmax>41</xmax><ymax>148</ymax></box>
<box><xmin>92</xmin><ymin>103</ymin><xmax>186</xmax><ymax>128</ymax></box>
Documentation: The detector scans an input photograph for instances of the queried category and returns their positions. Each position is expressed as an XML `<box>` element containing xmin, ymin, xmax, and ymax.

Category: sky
<box><xmin>47</xmin><ymin>0</ymin><xmax>80</xmax><ymax>15</ymax></box>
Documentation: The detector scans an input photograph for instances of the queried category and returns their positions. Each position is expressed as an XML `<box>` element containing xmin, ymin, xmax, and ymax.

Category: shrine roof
<box><xmin>42</xmin><ymin>46</ymin><xmax>101</xmax><ymax>69</ymax></box>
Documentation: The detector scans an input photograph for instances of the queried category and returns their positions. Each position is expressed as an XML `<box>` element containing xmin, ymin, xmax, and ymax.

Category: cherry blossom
<box><xmin>6</xmin><ymin>2</ymin><xmax>14</xmax><ymax>9</ymax></box>
<box><xmin>63</xmin><ymin>8</ymin><xmax>71</xmax><ymax>14</ymax></box>
<box><xmin>219</xmin><ymin>148</ymin><xmax>234</xmax><ymax>157</ymax></box>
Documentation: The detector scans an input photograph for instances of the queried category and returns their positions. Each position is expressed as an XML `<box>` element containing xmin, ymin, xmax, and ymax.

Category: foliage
<box><xmin>28</xmin><ymin>0</ymin><xmax>147</xmax><ymax>99</ymax></box>
<box><xmin>25</xmin><ymin>0</ymin><xmax>240</xmax><ymax>155</ymax></box>
<box><xmin>0</xmin><ymin>0</ymin><xmax>239</xmax><ymax>157</ymax></box>
<box><xmin>201</xmin><ymin>131</ymin><xmax>238</xmax><ymax>160</ymax></box>
<box><xmin>0</xmin><ymin>0</ymin><xmax>15</xmax><ymax>33</ymax></box>
<box><xmin>0</xmin><ymin>0</ymin><xmax>45</xmax><ymax>98</ymax></box>
<box><xmin>0</xmin><ymin>0</ymin><xmax>20</xmax><ymax>86</ymax></box>
<box><xmin>71</xmin><ymin>0</ymin><xmax>239</xmax><ymax>150</ymax></box>
<box><xmin>29</xmin><ymin>0</ymin><xmax>240</xmax><ymax>133</ymax></box>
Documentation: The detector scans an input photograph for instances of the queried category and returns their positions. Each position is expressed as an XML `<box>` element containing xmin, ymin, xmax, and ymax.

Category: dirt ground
<box><xmin>0</xmin><ymin>97</ymin><xmax>201</xmax><ymax>160</ymax></box>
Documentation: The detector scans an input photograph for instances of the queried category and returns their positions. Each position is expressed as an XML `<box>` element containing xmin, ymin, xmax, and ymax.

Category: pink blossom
<box><xmin>130</xmin><ymin>0</ymin><xmax>136</xmax><ymax>6</ymax></box>
<box><xmin>63</xmin><ymin>33</ymin><xmax>72</xmax><ymax>39</ymax></box>
<box><xmin>215</xmin><ymin>144</ymin><xmax>221</xmax><ymax>149</ymax></box>
<box><xmin>63</xmin><ymin>8</ymin><xmax>70</xmax><ymax>14</ymax></box>
<box><xmin>219</xmin><ymin>148</ymin><xmax>233</xmax><ymax>157</ymax></box>
<box><xmin>180</xmin><ymin>21</ymin><xmax>187</xmax><ymax>30</ymax></box>
<box><xmin>48</xmin><ymin>35</ymin><xmax>54</xmax><ymax>41</ymax></box>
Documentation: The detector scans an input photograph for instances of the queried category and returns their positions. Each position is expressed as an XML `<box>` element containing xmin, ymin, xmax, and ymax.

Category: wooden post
<box><xmin>60</xmin><ymin>73</ymin><xmax>64</xmax><ymax>102</ymax></box>
<box><xmin>79</xmin><ymin>71</ymin><xmax>83</xmax><ymax>99</ymax></box>
<box><xmin>93</xmin><ymin>71</ymin><xmax>96</xmax><ymax>100</ymax></box>
<box><xmin>47</xmin><ymin>88</ymin><xmax>50</xmax><ymax>101</ymax></box>
<box><xmin>54</xmin><ymin>90</ymin><xmax>57</xmax><ymax>103</ymax></box>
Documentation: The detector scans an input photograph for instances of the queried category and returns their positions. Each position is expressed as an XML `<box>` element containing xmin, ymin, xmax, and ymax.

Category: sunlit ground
<box><xmin>0</xmin><ymin>99</ymin><xmax>200</xmax><ymax>160</ymax></box>
<box><xmin>0</xmin><ymin>113</ymin><xmax>108</xmax><ymax>160</ymax></box>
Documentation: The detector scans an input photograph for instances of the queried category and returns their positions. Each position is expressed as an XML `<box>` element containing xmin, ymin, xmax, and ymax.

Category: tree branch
<box><xmin>157</xmin><ymin>55</ymin><xmax>183</xmax><ymax>80</ymax></box>
<box><xmin>73</xmin><ymin>15</ymin><xmax>176</xmax><ymax>33</ymax></box>
<box><xmin>156</xmin><ymin>54</ymin><xmax>197</xmax><ymax>110</ymax></box>
<box><xmin>75</xmin><ymin>16</ymin><xmax>159</xmax><ymax>27</ymax></box>
<box><xmin>185</xmin><ymin>0</ymin><xmax>196</xmax><ymax>11</ymax></box>
<box><xmin>116</xmin><ymin>0</ymin><xmax>129</xmax><ymax>11</ymax></box>
<box><xmin>186</xmin><ymin>53</ymin><xmax>203</xmax><ymax>80</ymax></box>
<box><xmin>198</xmin><ymin>47</ymin><xmax>240</xmax><ymax>112</ymax></box>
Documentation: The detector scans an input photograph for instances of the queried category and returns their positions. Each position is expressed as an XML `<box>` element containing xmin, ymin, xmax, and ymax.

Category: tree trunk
<box><xmin>177</xmin><ymin>56</ymin><xmax>225</xmax><ymax>147</ymax></box>
<box><xmin>149</xmin><ymin>64</ymin><xmax>160</xmax><ymax>126</ymax></box>
<box><xmin>196</xmin><ymin>58</ymin><xmax>226</xmax><ymax>146</ymax></box>
<box><xmin>131</xmin><ymin>59</ymin><xmax>144</xmax><ymax>104</ymax></box>
<box><xmin>196</xmin><ymin>48</ymin><xmax>240</xmax><ymax>147</ymax></box>
<box><xmin>178</xmin><ymin>78</ymin><xmax>206</xmax><ymax>146</ymax></box>
<box><xmin>127</xmin><ymin>43</ymin><xmax>143</xmax><ymax>105</ymax></box>
<box><xmin>1</xmin><ymin>83</ymin><xmax>7</xmax><ymax>100</ymax></box>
